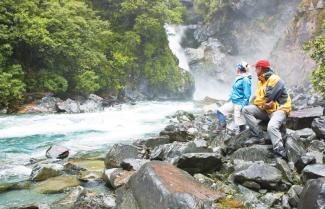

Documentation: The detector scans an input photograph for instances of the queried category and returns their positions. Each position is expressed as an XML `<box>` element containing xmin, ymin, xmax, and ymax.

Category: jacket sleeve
<box><xmin>242</xmin><ymin>77</ymin><xmax>251</xmax><ymax>107</ymax></box>
<box><xmin>265</xmin><ymin>76</ymin><xmax>284</xmax><ymax>103</ymax></box>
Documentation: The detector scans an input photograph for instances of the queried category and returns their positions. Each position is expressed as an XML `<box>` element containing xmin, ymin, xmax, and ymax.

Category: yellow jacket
<box><xmin>254</xmin><ymin>71</ymin><xmax>292</xmax><ymax>114</ymax></box>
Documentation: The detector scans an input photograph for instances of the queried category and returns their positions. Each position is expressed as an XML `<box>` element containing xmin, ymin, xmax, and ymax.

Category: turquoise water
<box><xmin>0</xmin><ymin>101</ymin><xmax>195</xmax><ymax>208</ymax></box>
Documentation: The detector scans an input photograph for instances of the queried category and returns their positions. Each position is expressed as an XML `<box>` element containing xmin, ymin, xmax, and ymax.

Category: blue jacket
<box><xmin>229</xmin><ymin>74</ymin><xmax>252</xmax><ymax>108</ymax></box>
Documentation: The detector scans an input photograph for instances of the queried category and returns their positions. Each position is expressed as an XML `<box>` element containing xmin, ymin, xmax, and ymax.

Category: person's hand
<box><xmin>263</xmin><ymin>102</ymin><xmax>274</xmax><ymax>110</ymax></box>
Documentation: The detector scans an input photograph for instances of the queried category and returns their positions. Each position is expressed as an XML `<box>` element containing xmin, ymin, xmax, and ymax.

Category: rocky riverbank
<box><xmin>3</xmin><ymin>92</ymin><xmax>325</xmax><ymax>209</ymax></box>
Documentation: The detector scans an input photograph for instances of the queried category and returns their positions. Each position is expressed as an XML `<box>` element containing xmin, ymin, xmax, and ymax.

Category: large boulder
<box><xmin>30</xmin><ymin>163</ymin><xmax>63</xmax><ymax>181</ymax></box>
<box><xmin>287</xmin><ymin>185</ymin><xmax>303</xmax><ymax>208</ymax></box>
<box><xmin>79</xmin><ymin>94</ymin><xmax>103</xmax><ymax>113</ymax></box>
<box><xmin>175</xmin><ymin>152</ymin><xmax>222</xmax><ymax>174</ymax></box>
<box><xmin>104</xmin><ymin>144</ymin><xmax>141</xmax><ymax>169</ymax></box>
<box><xmin>34</xmin><ymin>176</ymin><xmax>80</xmax><ymax>194</ymax></box>
<box><xmin>116</xmin><ymin>161</ymin><xmax>222</xmax><ymax>209</ymax></box>
<box><xmin>233</xmin><ymin>162</ymin><xmax>284</xmax><ymax>191</ymax></box>
<box><xmin>230</xmin><ymin>145</ymin><xmax>274</xmax><ymax>163</ymax></box>
<box><xmin>301</xmin><ymin>164</ymin><xmax>325</xmax><ymax>183</ymax></box>
<box><xmin>46</xmin><ymin>145</ymin><xmax>69</xmax><ymax>159</ymax></box>
<box><xmin>103</xmin><ymin>168</ymin><xmax>135</xmax><ymax>189</ymax></box>
<box><xmin>120</xmin><ymin>159</ymin><xmax>149</xmax><ymax>171</ymax></box>
<box><xmin>285</xmin><ymin>134</ymin><xmax>306</xmax><ymax>163</ymax></box>
<box><xmin>57</xmin><ymin>98</ymin><xmax>80</xmax><ymax>113</ymax></box>
<box><xmin>298</xmin><ymin>178</ymin><xmax>325</xmax><ymax>209</ymax></box>
<box><xmin>294</xmin><ymin>153</ymin><xmax>316</xmax><ymax>173</ymax></box>
<box><xmin>312</xmin><ymin>116</ymin><xmax>325</xmax><ymax>139</ymax></box>
<box><xmin>224</xmin><ymin>129</ymin><xmax>251</xmax><ymax>153</ymax></box>
<box><xmin>287</xmin><ymin>106</ymin><xmax>324</xmax><ymax>130</ymax></box>
<box><xmin>150</xmin><ymin>140</ymin><xmax>212</xmax><ymax>162</ymax></box>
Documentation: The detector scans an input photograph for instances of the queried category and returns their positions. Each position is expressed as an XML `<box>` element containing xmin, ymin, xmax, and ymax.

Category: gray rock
<box><xmin>288</xmin><ymin>185</ymin><xmax>303</xmax><ymax>208</ymax></box>
<box><xmin>150</xmin><ymin>140</ymin><xmax>212</xmax><ymax>162</ymax></box>
<box><xmin>260</xmin><ymin>192</ymin><xmax>283</xmax><ymax>208</ymax></box>
<box><xmin>233</xmin><ymin>162</ymin><xmax>283</xmax><ymax>191</ymax></box>
<box><xmin>104</xmin><ymin>144</ymin><xmax>141</xmax><ymax>169</ymax></box>
<box><xmin>72</xmin><ymin>191</ymin><xmax>116</xmax><ymax>209</ymax></box>
<box><xmin>282</xmin><ymin>194</ymin><xmax>291</xmax><ymax>209</ymax></box>
<box><xmin>230</xmin><ymin>145</ymin><xmax>274</xmax><ymax>163</ymax></box>
<box><xmin>312</xmin><ymin>116</ymin><xmax>325</xmax><ymax>139</ymax></box>
<box><xmin>295</xmin><ymin>128</ymin><xmax>315</xmax><ymax>138</ymax></box>
<box><xmin>46</xmin><ymin>145</ymin><xmax>69</xmax><ymax>159</ymax></box>
<box><xmin>285</xmin><ymin>135</ymin><xmax>306</xmax><ymax>163</ymax></box>
<box><xmin>115</xmin><ymin>161</ymin><xmax>222</xmax><ymax>209</ymax></box>
<box><xmin>9</xmin><ymin>204</ymin><xmax>51</xmax><ymax>209</ymax></box>
<box><xmin>298</xmin><ymin>178</ymin><xmax>325</xmax><ymax>209</ymax></box>
<box><xmin>193</xmin><ymin>174</ymin><xmax>215</xmax><ymax>187</ymax></box>
<box><xmin>120</xmin><ymin>158</ymin><xmax>149</xmax><ymax>171</ymax></box>
<box><xmin>224</xmin><ymin>129</ymin><xmax>251</xmax><ymax>153</ymax></box>
<box><xmin>301</xmin><ymin>164</ymin><xmax>325</xmax><ymax>183</ymax></box>
<box><xmin>52</xmin><ymin>186</ymin><xmax>84</xmax><ymax>209</ymax></box>
<box><xmin>309</xmin><ymin>140</ymin><xmax>325</xmax><ymax>152</ymax></box>
<box><xmin>134</xmin><ymin>135</ymin><xmax>170</xmax><ymax>149</ymax></box>
<box><xmin>276</xmin><ymin>158</ymin><xmax>293</xmax><ymax>183</ymax></box>
<box><xmin>294</xmin><ymin>153</ymin><xmax>316</xmax><ymax>173</ymax></box>
<box><xmin>79</xmin><ymin>94</ymin><xmax>103</xmax><ymax>113</ymax></box>
<box><xmin>175</xmin><ymin>152</ymin><xmax>222</xmax><ymax>174</ymax></box>
<box><xmin>287</xmin><ymin>106</ymin><xmax>324</xmax><ymax>130</ymax></box>
<box><xmin>57</xmin><ymin>98</ymin><xmax>80</xmax><ymax>113</ymax></box>
<box><xmin>30</xmin><ymin>163</ymin><xmax>63</xmax><ymax>181</ymax></box>
<box><xmin>159</xmin><ymin>124</ymin><xmax>195</xmax><ymax>142</ymax></box>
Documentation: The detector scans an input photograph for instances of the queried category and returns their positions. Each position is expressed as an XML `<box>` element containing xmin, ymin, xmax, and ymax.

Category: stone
<box><xmin>115</xmin><ymin>161</ymin><xmax>222</xmax><ymax>209</ymax></box>
<box><xmin>52</xmin><ymin>186</ymin><xmax>84</xmax><ymax>209</ymax></box>
<box><xmin>298</xmin><ymin>178</ymin><xmax>325</xmax><ymax>209</ymax></box>
<box><xmin>193</xmin><ymin>174</ymin><xmax>215</xmax><ymax>187</ymax></box>
<box><xmin>104</xmin><ymin>144</ymin><xmax>141</xmax><ymax>169</ymax></box>
<box><xmin>46</xmin><ymin>145</ymin><xmax>69</xmax><ymax>159</ymax></box>
<box><xmin>230</xmin><ymin>145</ymin><xmax>274</xmax><ymax>163</ymax></box>
<box><xmin>233</xmin><ymin>162</ymin><xmax>283</xmax><ymax>191</ymax></box>
<box><xmin>72</xmin><ymin>191</ymin><xmax>116</xmax><ymax>209</ymax></box>
<box><xmin>309</xmin><ymin>140</ymin><xmax>325</xmax><ymax>152</ymax></box>
<box><xmin>312</xmin><ymin>116</ymin><xmax>325</xmax><ymax>139</ymax></box>
<box><xmin>276</xmin><ymin>158</ymin><xmax>293</xmax><ymax>183</ymax></box>
<box><xmin>159</xmin><ymin>124</ymin><xmax>194</xmax><ymax>142</ymax></box>
<box><xmin>30</xmin><ymin>163</ymin><xmax>63</xmax><ymax>181</ymax></box>
<box><xmin>294</xmin><ymin>153</ymin><xmax>316</xmax><ymax>173</ymax></box>
<box><xmin>0</xmin><ymin>181</ymin><xmax>31</xmax><ymax>193</ymax></box>
<box><xmin>295</xmin><ymin>128</ymin><xmax>315</xmax><ymax>138</ymax></box>
<box><xmin>134</xmin><ymin>135</ymin><xmax>170</xmax><ymax>149</ymax></box>
<box><xmin>285</xmin><ymin>135</ymin><xmax>306</xmax><ymax>163</ymax></box>
<box><xmin>34</xmin><ymin>176</ymin><xmax>80</xmax><ymax>194</ymax></box>
<box><xmin>9</xmin><ymin>204</ymin><xmax>51</xmax><ymax>209</ymax></box>
<box><xmin>78</xmin><ymin>170</ymin><xmax>103</xmax><ymax>182</ymax></box>
<box><xmin>120</xmin><ymin>158</ymin><xmax>149</xmax><ymax>171</ymax></box>
<box><xmin>103</xmin><ymin>168</ymin><xmax>135</xmax><ymax>189</ymax></box>
<box><xmin>260</xmin><ymin>192</ymin><xmax>283</xmax><ymax>208</ymax></box>
<box><xmin>287</xmin><ymin>106</ymin><xmax>324</xmax><ymax>130</ymax></box>
<box><xmin>67</xmin><ymin>160</ymin><xmax>105</xmax><ymax>172</ymax></box>
<box><xmin>282</xmin><ymin>194</ymin><xmax>291</xmax><ymax>209</ymax></box>
<box><xmin>301</xmin><ymin>164</ymin><xmax>325</xmax><ymax>183</ymax></box>
<box><xmin>175</xmin><ymin>152</ymin><xmax>222</xmax><ymax>174</ymax></box>
<box><xmin>150</xmin><ymin>141</ymin><xmax>212</xmax><ymax>162</ymax></box>
<box><xmin>288</xmin><ymin>185</ymin><xmax>303</xmax><ymax>208</ymax></box>
<box><xmin>57</xmin><ymin>98</ymin><xmax>80</xmax><ymax>113</ymax></box>
<box><xmin>79</xmin><ymin>94</ymin><xmax>103</xmax><ymax>113</ymax></box>
<box><xmin>224</xmin><ymin>129</ymin><xmax>251</xmax><ymax>153</ymax></box>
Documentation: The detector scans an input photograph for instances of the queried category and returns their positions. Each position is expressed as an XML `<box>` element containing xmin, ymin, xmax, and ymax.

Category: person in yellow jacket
<box><xmin>242</xmin><ymin>59</ymin><xmax>292</xmax><ymax>158</ymax></box>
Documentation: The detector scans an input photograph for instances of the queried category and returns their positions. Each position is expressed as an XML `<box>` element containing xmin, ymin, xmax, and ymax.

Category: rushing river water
<box><xmin>0</xmin><ymin>101</ymin><xmax>196</xmax><ymax>208</ymax></box>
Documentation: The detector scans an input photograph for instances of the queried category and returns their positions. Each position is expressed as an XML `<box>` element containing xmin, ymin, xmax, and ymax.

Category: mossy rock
<box><xmin>0</xmin><ymin>181</ymin><xmax>31</xmax><ymax>193</ymax></box>
<box><xmin>67</xmin><ymin>160</ymin><xmax>105</xmax><ymax>171</ymax></box>
<box><xmin>34</xmin><ymin>176</ymin><xmax>80</xmax><ymax>194</ymax></box>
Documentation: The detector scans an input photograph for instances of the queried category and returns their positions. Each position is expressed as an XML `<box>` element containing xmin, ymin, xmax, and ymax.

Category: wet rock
<box><xmin>46</xmin><ymin>145</ymin><xmax>69</xmax><ymax>159</ymax></box>
<box><xmin>301</xmin><ymin>164</ymin><xmax>325</xmax><ymax>183</ymax></box>
<box><xmin>79</xmin><ymin>94</ymin><xmax>103</xmax><ymax>113</ymax></box>
<box><xmin>233</xmin><ymin>162</ymin><xmax>283</xmax><ymax>191</ymax></box>
<box><xmin>103</xmin><ymin>168</ymin><xmax>135</xmax><ymax>189</ymax></box>
<box><xmin>175</xmin><ymin>152</ymin><xmax>222</xmax><ymax>174</ymax></box>
<box><xmin>52</xmin><ymin>186</ymin><xmax>84</xmax><ymax>209</ymax></box>
<box><xmin>276</xmin><ymin>158</ymin><xmax>293</xmax><ymax>183</ymax></box>
<box><xmin>159</xmin><ymin>124</ymin><xmax>195</xmax><ymax>142</ymax></box>
<box><xmin>287</xmin><ymin>106</ymin><xmax>324</xmax><ymax>130</ymax></box>
<box><xmin>288</xmin><ymin>185</ymin><xmax>303</xmax><ymax>208</ymax></box>
<box><xmin>230</xmin><ymin>145</ymin><xmax>274</xmax><ymax>163</ymax></box>
<box><xmin>120</xmin><ymin>158</ymin><xmax>149</xmax><ymax>171</ymax></box>
<box><xmin>115</xmin><ymin>161</ymin><xmax>222</xmax><ymax>209</ymax></box>
<box><xmin>285</xmin><ymin>135</ymin><xmax>306</xmax><ymax>163</ymax></box>
<box><xmin>150</xmin><ymin>140</ymin><xmax>212</xmax><ymax>162</ymax></box>
<box><xmin>9</xmin><ymin>204</ymin><xmax>51</xmax><ymax>209</ymax></box>
<box><xmin>298</xmin><ymin>178</ymin><xmax>325</xmax><ymax>209</ymax></box>
<box><xmin>104</xmin><ymin>144</ymin><xmax>141</xmax><ymax>169</ymax></box>
<box><xmin>78</xmin><ymin>170</ymin><xmax>103</xmax><ymax>182</ymax></box>
<box><xmin>171</xmin><ymin>110</ymin><xmax>195</xmax><ymax>122</ymax></box>
<box><xmin>57</xmin><ymin>98</ymin><xmax>80</xmax><ymax>113</ymax></box>
<box><xmin>134</xmin><ymin>135</ymin><xmax>170</xmax><ymax>149</ymax></box>
<box><xmin>72</xmin><ymin>191</ymin><xmax>116</xmax><ymax>209</ymax></box>
<box><xmin>67</xmin><ymin>160</ymin><xmax>105</xmax><ymax>172</ymax></box>
<box><xmin>294</xmin><ymin>153</ymin><xmax>316</xmax><ymax>173</ymax></box>
<box><xmin>30</xmin><ymin>163</ymin><xmax>63</xmax><ymax>181</ymax></box>
<box><xmin>0</xmin><ymin>181</ymin><xmax>31</xmax><ymax>193</ymax></box>
<box><xmin>34</xmin><ymin>176</ymin><xmax>80</xmax><ymax>194</ymax></box>
<box><xmin>312</xmin><ymin>116</ymin><xmax>325</xmax><ymax>139</ymax></box>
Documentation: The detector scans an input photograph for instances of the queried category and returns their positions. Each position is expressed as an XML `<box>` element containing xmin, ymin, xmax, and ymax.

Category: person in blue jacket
<box><xmin>216</xmin><ymin>61</ymin><xmax>252</xmax><ymax>132</ymax></box>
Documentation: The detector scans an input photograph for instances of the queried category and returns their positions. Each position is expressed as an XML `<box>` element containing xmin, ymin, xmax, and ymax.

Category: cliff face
<box><xmin>183</xmin><ymin>0</ymin><xmax>324</xmax><ymax>96</ymax></box>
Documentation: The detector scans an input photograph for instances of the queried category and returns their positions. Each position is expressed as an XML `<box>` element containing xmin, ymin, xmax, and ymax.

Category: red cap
<box><xmin>254</xmin><ymin>59</ymin><xmax>270</xmax><ymax>68</ymax></box>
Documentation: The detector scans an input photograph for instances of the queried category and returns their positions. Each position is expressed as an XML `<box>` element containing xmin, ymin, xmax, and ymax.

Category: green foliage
<box><xmin>304</xmin><ymin>34</ymin><xmax>325</xmax><ymax>95</ymax></box>
<box><xmin>76</xmin><ymin>70</ymin><xmax>100</xmax><ymax>95</ymax></box>
<box><xmin>193</xmin><ymin>0</ymin><xmax>220</xmax><ymax>21</ymax></box>
<box><xmin>0</xmin><ymin>0</ymin><xmax>193</xmax><ymax>108</ymax></box>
